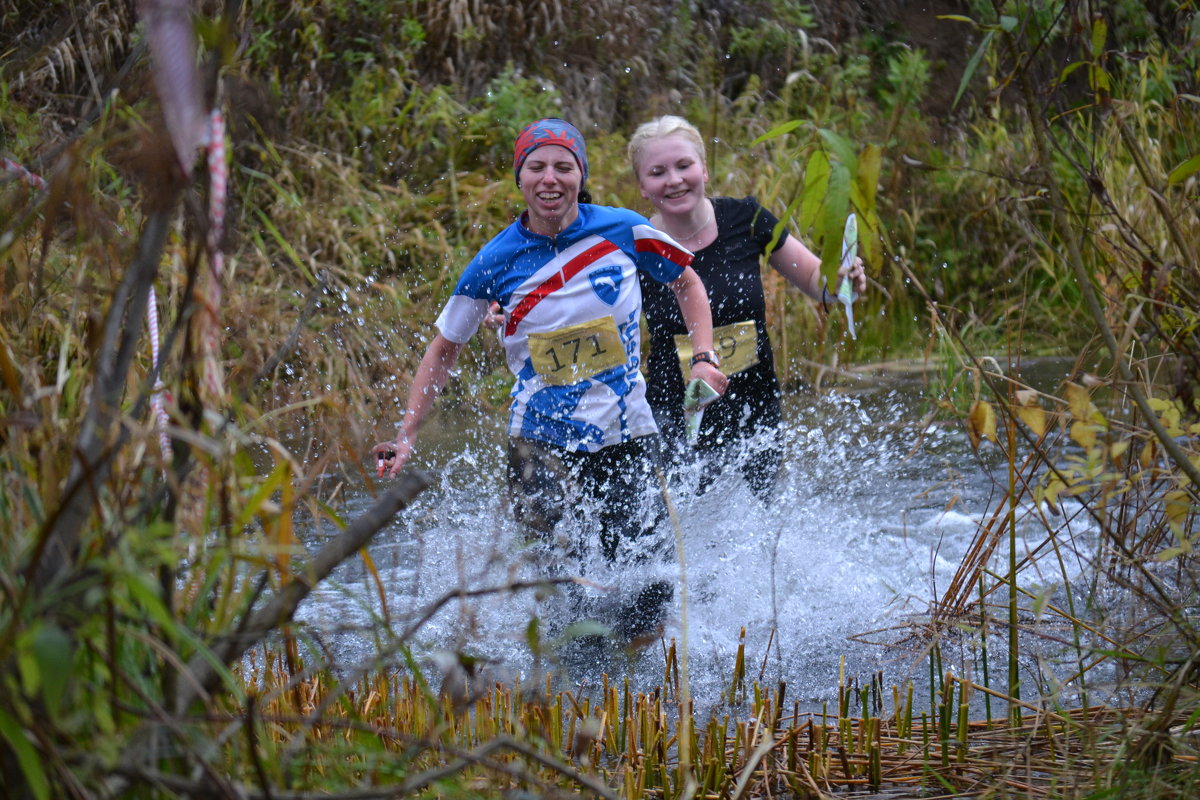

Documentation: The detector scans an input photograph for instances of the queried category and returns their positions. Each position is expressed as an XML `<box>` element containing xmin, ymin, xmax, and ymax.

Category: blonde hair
<box><xmin>627</xmin><ymin>115</ymin><xmax>707</xmax><ymax>175</ymax></box>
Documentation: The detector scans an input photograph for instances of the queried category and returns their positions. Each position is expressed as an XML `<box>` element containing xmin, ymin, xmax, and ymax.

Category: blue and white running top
<box><xmin>435</xmin><ymin>204</ymin><xmax>693</xmax><ymax>453</ymax></box>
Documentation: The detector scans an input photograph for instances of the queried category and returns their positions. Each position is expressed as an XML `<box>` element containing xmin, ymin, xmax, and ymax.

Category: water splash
<box><xmin>296</xmin><ymin>373</ymin><xmax>1100</xmax><ymax>714</ymax></box>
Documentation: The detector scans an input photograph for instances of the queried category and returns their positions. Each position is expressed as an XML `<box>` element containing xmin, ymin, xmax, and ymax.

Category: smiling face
<box><xmin>634</xmin><ymin>134</ymin><xmax>709</xmax><ymax>217</ymax></box>
<box><xmin>518</xmin><ymin>144</ymin><xmax>582</xmax><ymax>236</ymax></box>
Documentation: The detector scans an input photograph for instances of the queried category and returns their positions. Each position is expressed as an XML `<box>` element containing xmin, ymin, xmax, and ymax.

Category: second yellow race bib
<box><xmin>528</xmin><ymin>316</ymin><xmax>626</xmax><ymax>386</ymax></box>
<box><xmin>674</xmin><ymin>320</ymin><xmax>760</xmax><ymax>381</ymax></box>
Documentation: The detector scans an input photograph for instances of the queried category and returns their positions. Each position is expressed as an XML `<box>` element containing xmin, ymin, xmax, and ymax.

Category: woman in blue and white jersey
<box><xmin>373</xmin><ymin>119</ymin><xmax>726</xmax><ymax>634</ymax></box>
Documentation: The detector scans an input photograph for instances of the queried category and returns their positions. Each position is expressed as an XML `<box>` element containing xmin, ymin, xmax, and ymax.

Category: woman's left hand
<box><xmin>481</xmin><ymin>301</ymin><xmax>505</xmax><ymax>330</ymax></box>
<box><xmin>839</xmin><ymin>257</ymin><xmax>868</xmax><ymax>296</ymax></box>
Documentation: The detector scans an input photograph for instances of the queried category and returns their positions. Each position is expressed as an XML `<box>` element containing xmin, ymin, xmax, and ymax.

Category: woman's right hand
<box><xmin>372</xmin><ymin>433</ymin><xmax>412</xmax><ymax>479</ymax></box>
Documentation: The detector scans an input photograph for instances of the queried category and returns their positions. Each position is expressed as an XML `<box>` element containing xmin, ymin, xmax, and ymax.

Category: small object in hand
<box><xmin>377</xmin><ymin>450</ymin><xmax>396</xmax><ymax>477</ymax></box>
<box><xmin>683</xmin><ymin>378</ymin><xmax>720</xmax><ymax>411</ymax></box>
<box><xmin>683</xmin><ymin>378</ymin><xmax>720</xmax><ymax>445</ymax></box>
<box><xmin>838</xmin><ymin>213</ymin><xmax>860</xmax><ymax>340</ymax></box>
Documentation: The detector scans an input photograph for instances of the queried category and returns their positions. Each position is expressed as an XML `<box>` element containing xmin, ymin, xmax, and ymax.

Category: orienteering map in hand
<box><xmin>837</xmin><ymin>213</ymin><xmax>859</xmax><ymax>340</ymax></box>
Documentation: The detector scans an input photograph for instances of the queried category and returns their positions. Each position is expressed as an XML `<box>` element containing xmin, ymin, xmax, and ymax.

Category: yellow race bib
<box><xmin>528</xmin><ymin>317</ymin><xmax>627</xmax><ymax>386</ymax></box>
<box><xmin>674</xmin><ymin>320</ymin><xmax>760</xmax><ymax>381</ymax></box>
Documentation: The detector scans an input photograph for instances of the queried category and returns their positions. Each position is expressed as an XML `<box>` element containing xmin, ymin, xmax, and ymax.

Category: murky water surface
<box><xmin>295</xmin><ymin>358</ymin><xmax>1100</xmax><ymax>714</ymax></box>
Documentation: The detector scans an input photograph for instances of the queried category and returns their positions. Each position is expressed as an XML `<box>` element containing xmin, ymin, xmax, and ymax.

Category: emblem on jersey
<box><xmin>588</xmin><ymin>266</ymin><xmax>623</xmax><ymax>306</ymax></box>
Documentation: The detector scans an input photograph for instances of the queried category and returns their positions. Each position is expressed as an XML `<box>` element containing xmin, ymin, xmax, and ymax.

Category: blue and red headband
<box><xmin>513</xmin><ymin>118</ymin><xmax>589</xmax><ymax>186</ymax></box>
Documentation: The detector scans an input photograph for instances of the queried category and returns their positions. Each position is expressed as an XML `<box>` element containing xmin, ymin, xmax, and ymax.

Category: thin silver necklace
<box><xmin>668</xmin><ymin>199</ymin><xmax>711</xmax><ymax>241</ymax></box>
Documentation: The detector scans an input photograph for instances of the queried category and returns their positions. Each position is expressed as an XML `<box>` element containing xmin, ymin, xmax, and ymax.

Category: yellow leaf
<box><xmin>967</xmin><ymin>400</ymin><xmax>997</xmax><ymax>449</ymax></box>
<box><xmin>1070</xmin><ymin>420</ymin><xmax>1097</xmax><ymax>449</ymax></box>
<box><xmin>1015</xmin><ymin>388</ymin><xmax>1039</xmax><ymax>406</ymax></box>
<box><xmin>1016</xmin><ymin>403</ymin><xmax>1046</xmax><ymax>437</ymax></box>
<box><xmin>1157</xmin><ymin>402</ymin><xmax>1182</xmax><ymax>437</ymax></box>
<box><xmin>1064</xmin><ymin>381</ymin><xmax>1094</xmax><ymax>420</ymax></box>
<box><xmin>1147</xmin><ymin>397</ymin><xmax>1172</xmax><ymax>413</ymax></box>
<box><xmin>1158</xmin><ymin>544</ymin><xmax>1187</xmax><ymax>562</ymax></box>
<box><xmin>1165</xmin><ymin>490</ymin><xmax>1190</xmax><ymax>529</ymax></box>
<box><xmin>1139</xmin><ymin>440</ymin><xmax>1156</xmax><ymax>468</ymax></box>
<box><xmin>1066</xmin><ymin>482</ymin><xmax>1091</xmax><ymax>497</ymax></box>
<box><xmin>1109</xmin><ymin>440</ymin><xmax>1130</xmax><ymax>465</ymax></box>
<box><xmin>856</xmin><ymin>143</ymin><xmax>882</xmax><ymax>209</ymax></box>
<box><xmin>1043</xmin><ymin>477</ymin><xmax>1065</xmax><ymax>513</ymax></box>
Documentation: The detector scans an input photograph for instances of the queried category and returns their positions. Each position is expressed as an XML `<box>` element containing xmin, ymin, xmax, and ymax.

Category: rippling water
<box><xmin>296</xmin><ymin>359</ymin><xmax>1098</xmax><ymax>714</ymax></box>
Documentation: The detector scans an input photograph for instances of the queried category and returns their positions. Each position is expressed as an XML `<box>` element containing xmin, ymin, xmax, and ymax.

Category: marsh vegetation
<box><xmin>2</xmin><ymin>0</ymin><xmax>1199</xmax><ymax>797</ymax></box>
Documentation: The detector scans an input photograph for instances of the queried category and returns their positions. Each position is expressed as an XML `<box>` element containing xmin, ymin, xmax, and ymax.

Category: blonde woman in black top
<box><xmin>629</xmin><ymin>115</ymin><xmax>866</xmax><ymax>499</ymax></box>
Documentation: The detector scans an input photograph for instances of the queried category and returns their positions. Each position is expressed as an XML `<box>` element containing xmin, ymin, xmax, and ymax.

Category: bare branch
<box><xmin>175</xmin><ymin>470</ymin><xmax>432</xmax><ymax>713</ymax></box>
<box><xmin>29</xmin><ymin>209</ymin><xmax>170</xmax><ymax>591</ymax></box>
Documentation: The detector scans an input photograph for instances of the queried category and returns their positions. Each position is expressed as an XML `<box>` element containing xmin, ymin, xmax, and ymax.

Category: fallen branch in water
<box><xmin>175</xmin><ymin>469</ymin><xmax>433</xmax><ymax>713</ymax></box>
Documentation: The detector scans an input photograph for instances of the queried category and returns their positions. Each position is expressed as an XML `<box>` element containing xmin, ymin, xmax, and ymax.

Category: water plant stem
<box><xmin>658</xmin><ymin>467</ymin><xmax>696</xmax><ymax>792</ymax></box>
<box><xmin>979</xmin><ymin>574</ymin><xmax>992</xmax><ymax>724</ymax></box>
<box><xmin>1007</xmin><ymin>393</ymin><xmax>1022</xmax><ymax>726</ymax></box>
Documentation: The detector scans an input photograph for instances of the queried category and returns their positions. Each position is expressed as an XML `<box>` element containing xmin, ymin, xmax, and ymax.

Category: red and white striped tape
<box><xmin>147</xmin><ymin>285</ymin><xmax>173</xmax><ymax>461</ymax></box>
<box><xmin>5</xmin><ymin>107</ymin><xmax>229</xmax><ymax>462</ymax></box>
<box><xmin>199</xmin><ymin>107</ymin><xmax>227</xmax><ymax>403</ymax></box>
<box><xmin>1</xmin><ymin>157</ymin><xmax>48</xmax><ymax>191</ymax></box>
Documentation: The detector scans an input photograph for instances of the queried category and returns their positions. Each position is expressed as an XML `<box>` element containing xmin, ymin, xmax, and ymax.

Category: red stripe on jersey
<box><xmin>505</xmin><ymin>239</ymin><xmax>619</xmax><ymax>335</ymax></box>
<box><xmin>635</xmin><ymin>236</ymin><xmax>693</xmax><ymax>268</ymax></box>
